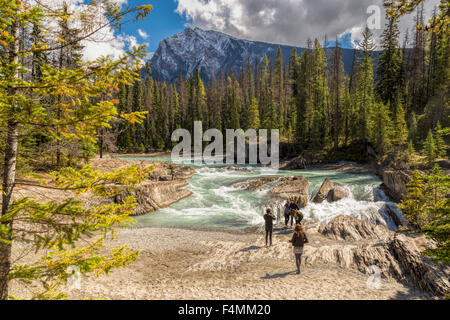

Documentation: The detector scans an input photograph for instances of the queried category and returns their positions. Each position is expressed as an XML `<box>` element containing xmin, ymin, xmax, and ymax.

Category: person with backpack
<box><xmin>264</xmin><ymin>208</ymin><xmax>276</xmax><ymax>247</ymax></box>
<box><xmin>290</xmin><ymin>224</ymin><xmax>309</xmax><ymax>274</ymax></box>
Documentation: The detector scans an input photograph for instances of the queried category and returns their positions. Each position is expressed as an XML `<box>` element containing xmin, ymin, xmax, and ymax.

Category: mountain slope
<box><xmin>149</xmin><ymin>27</ymin><xmax>363</xmax><ymax>83</ymax></box>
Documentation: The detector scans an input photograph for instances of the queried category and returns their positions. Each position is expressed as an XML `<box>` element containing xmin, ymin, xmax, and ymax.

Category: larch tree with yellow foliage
<box><xmin>0</xmin><ymin>0</ymin><xmax>153</xmax><ymax>300</ymax></box>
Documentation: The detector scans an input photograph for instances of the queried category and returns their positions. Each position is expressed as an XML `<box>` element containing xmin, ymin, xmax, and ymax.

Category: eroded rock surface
<box><xmin>317</xmin><ymin>215</ymin><xmax>450</xmax><ymax>297</ymax></box>
<box><xmin>268</xmin><ymin>176</ymin><xmax>310</xmax><ymax>208</ymax></box>
<box><xmin>113</xmin><ymin>180</ymin><xmax>193</xmax><ymax>216</ymax></box>
<box><xmin>318</xmin><ymin>215</ymin><xmax>390</xmax><ymax>241</ymax></box>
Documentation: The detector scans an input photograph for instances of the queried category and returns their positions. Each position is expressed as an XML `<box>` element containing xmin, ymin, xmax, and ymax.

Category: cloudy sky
<box><xmin>64</xmin><ymin>0</ymin><xmax>442</xmax><ymax>60</ymax></box>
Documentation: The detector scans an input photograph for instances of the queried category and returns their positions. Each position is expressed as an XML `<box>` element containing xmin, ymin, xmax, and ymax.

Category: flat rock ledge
<box><xmin>113</xmin><ymin>180</ymin><xmax>193</xmax><ymax>216</ymax></box>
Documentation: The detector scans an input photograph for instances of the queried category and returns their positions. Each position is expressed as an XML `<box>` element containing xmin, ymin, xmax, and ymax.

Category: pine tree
<box><xmin>376</xmin><ymin>6</ymin><xmax>404</xmax><ymax>112</ymax></box>
<box><xmin>356</xmin><ymin>26</ymin><xmax>376</xmax><ymax>143</ymax></box>
<box><xmin>274</xmin><ymin>46</ymin><xmax>285</xmax><ymax>133</ymax></box>
<box><xmin>391</xmin><ymin>99</ymin><xmax>409</xmax><ymax>150</ymax></box>
<box><xmin>422</xmin><ymin>129</ymin><xmax>437</xmax><ymax>165</ymax></box>
<box><xmin>370</xmin><ymin>102</ymin><xmax>393</xmax><ymax>155</ymax></box>
<box><xmin>329</xmin><ymin>36</ymin><xmax>345</xmax><ymax>149</ymax></box>
<box><xmin>400</xmin><ymin>170</ymin><xmax>428</xmax><ymax>231</ymax></box>
<box><xmin>194</xmin><ymin>69</ymin><xmax>207</xmax><ymax>122</ymax></box>
<box><xmin>247</xmin><ymin>98</ymin><xmax>260</xmax><ymax>130</ymax></box>
<box><xmin>434</xmin><ymin>122</ymin><xmax>447</xmax><ymax>158</ymax></box>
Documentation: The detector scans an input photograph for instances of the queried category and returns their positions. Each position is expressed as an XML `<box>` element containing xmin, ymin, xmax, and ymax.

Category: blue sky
<box><xmin>121</xmin><ymin>0</ymin><xmax>186</xmax><ymax>53</ymax></box>
<box><xmin>81</xmin><ymin>0</ymin><xmax>440</xmax><ymax>60</ymax></box>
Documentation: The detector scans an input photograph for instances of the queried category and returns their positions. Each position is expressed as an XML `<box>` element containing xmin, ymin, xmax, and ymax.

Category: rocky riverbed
<box><xmin>9</xmin><ymin>156</ymin><xmax>449</xmax><ymax>299</ymax></box>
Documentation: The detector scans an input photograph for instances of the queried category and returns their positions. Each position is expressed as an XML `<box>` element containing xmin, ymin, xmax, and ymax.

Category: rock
<box><xmin>319</xmin><ymin>215</ymin><xmax>391</xmax><ymax>241</ymax></box>
<box><xmin>384</xmin><ymin>204</ymin><xmax>404</xmax><ymax>228</ymax></box>
<box><xmin>302</xmin><ymin>242</ymin><xmax>404</xmax><ymax>281</ymax></box>
<box><xmin>330</xmin><ymin>183</ymin><xmax>350</xmax><ymax>202</ymax></box>
<box><xmin>317</xmin><ymin>215</ymin><xmax>450</xmax><ymax>297</ymax></box>
<box><xmin>113</xmin><ymin>180</ymin><xmax>193</xmax><ymax>216</ymax></box>
<box><xmin>268</xmin><ymin>176</ymin><xmax>310</xmax><ymax>208</ymax></box>
<box><xmin>232</xmin><ymin>177</ymin><xmax>292</xmax><ymax>191</ymax></box>
<box><xmin>435</xmin><ymin>159</ymin><xmax>450</xmax><ymax>169</ymax></box>
<box><xmin>313</xmin><ymin>178</ymin><xmax>350</xmax><ymax>203</ymax></box>
<box><xmin>225</xmin><ymin>166</ymin><xmax>250</xmax><ymax>172</ymax></box>
<box><xmin>391</xmin><ymin>234</ymin><xmax>450</xmax><ymax>297</ymax></box>
<box><xmin>280</xmin><ymin>157</ymin><xmax>307</xmax><ymax>170</ymax></box>
<box><xmin>380</xmin><ymin>169</ymin><xmax>411</xmax><ymax>202</ymax></box>
<box><xmin>312</xmin><ymin>178</ymin><xmax>334</xmax><ymax>203</ymax></box>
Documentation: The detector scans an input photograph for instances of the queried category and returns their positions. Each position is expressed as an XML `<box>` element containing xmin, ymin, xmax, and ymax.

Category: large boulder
<box><xmin>380</xmin><ymin>169</ymin><xmax>411</xmax><ymax>202</ymax></box>
<box><xmin>312</xmin><ymin>178</ymin><xmax>334</xmax><ymax>203</ymax></box>
<box><xmin>280</xmin><ymin>157</ymin><xmax>307</xmax><ymax>170</ymax></box>
<box><xmin>330</xmin><ymin>183</ymin><xmax>350</xmax><ymax>202</ymax></box>
<box><xmin>319</xmin><ymin>215</ymin><xmax>391</xmax><ymax>241</ymax></box>
<box><xmin>268</xmin><ymin>176</ymin><xmax>310</xmax><ymax>208</ymax></box>
<box><xmin>313</xmin><ymin>178</ymin><xmax>350</xmax><ymax>203</ymax></box>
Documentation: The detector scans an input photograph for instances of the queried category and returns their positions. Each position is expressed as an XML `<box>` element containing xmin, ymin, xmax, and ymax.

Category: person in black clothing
<box><xmin>264</xmin><ymin>208</ymin><xmax>276</xmax><ymax>246</ymax></box>
<box><xmin>283</xmin><ymin>201</ymin><xmax>291</xmax><ymax>227</ymax></box>
<box><xmin>290</xmin><ymin>224</ymin><xmax>308</xmax><ymax>274</ymax></box>
<box><xmin>290</xmin><ymin>201</ymin><xmax>300</xmax><ymax>211</ymax></box>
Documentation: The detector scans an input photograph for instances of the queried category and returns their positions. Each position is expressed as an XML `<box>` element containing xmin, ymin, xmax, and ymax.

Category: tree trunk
<box><xmin>0</xmin><ymin>11</ymin><xmax>20</xmax><ymax>301</ymax></box>
<box><xmin>99</xmin><ymin>131</ymin><xmax>104</xmax><ymax>159</ymax></box>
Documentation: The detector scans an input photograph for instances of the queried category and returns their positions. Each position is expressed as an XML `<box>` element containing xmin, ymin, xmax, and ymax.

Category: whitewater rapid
<box><xmin>122</xmin><ymin>157</ymin><xmax>403</xmax><ymax>231</ymax></box>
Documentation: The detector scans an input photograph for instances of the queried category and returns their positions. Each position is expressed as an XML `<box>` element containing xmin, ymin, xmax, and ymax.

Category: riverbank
<box><xmin>10</xmin><ymin>226</ymin><xmax>432</xmax><ymax>300</ymax></box>
<box><xmin>9</xmin><ymin>156</ymin><xmax>448</xmax><ymax>299</ymax></box>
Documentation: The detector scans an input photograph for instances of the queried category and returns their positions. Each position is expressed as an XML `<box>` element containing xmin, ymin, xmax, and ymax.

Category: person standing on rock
<box><xmin>264</xmin><ymin>208</ymin><xmax>276</xmax><ymax>247</ymax></box>
<box><xmin>290</xmin><ymin>224</ymin><xmax>308</xmax><ymax>274</ymax></box>
<box><xmin>284</xmin><ymin>201</ymin><xmax>292</xmax><ymax>227</ymax></box>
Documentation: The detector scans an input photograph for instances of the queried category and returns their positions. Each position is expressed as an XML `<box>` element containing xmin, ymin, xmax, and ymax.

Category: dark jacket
<box><xmin>290</xmin><ymin>203</ymin><xmax>300</xmax><ymax>211</ymax></box>
<box><xmin>264</xmin><ymin>213</ymin><xmax>276</xmax><ymax>229</ymax></box>
<box><xmin>290</xmin><ymin>233</ymin><xmax>308</xmax><ymax>247</ymax></box>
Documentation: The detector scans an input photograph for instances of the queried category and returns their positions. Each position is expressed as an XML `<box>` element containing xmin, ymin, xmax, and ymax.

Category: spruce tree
<box><xmin>422</xmin><ymin>129</ymin><xmax>437</xmax><ymax>165</ymax></box>
<box><xmin>247</xmin><ymin>98</ymin><xmax>260</xmax><ymax>130</ymax></box>
<box><xmin>376</xmin><ymin>7</ymin><xmax>404</xmax><ymax>112</ymax></box>
<box><xmin>356</xmin><ymin>26</ymin><xmax>376</xmax><ymax>143</ymax></box>
<box><xmin>434</xmin><ymin>122</ymin><xmax>447</xmax><ymax>158</ymax></box>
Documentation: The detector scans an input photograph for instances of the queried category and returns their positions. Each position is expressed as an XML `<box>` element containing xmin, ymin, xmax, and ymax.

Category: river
<box><xmin>120</xmin><ymin>157</ymin><xmax>402</xmax><ymax>231</ymax></box>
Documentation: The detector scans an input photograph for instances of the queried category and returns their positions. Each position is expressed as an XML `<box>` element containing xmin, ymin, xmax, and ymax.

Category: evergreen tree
<box><xmin>376</xmin><ymin>6</ymin><xmax>404</xmax><ymax>112</ymax></box>
<box><xmin>434</xmin><ymin>122</ymin><xmax>447</xmax><ymax>158</ymax></box>
<box><xmin>422</xmin><ymin>129</ymin><xmax>437</xmax><ymax>165</ymax></box>
<box><xmin>356</xmin><ymin>26</ymin><xmax>376</xmax><ymax>143</ymax></box>
<box><xmin>400</xmin><ymin>170</ymin><xmax>428</xmax><ymax>230</ymax></box>
<box><xmin>247</xmin><ymin>98</ymin><xmax>260</xmax><ymax>130</ymax></box>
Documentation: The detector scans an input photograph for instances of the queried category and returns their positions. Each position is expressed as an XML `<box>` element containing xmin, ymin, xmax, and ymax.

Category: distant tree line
<box><xmin>115</xmin><ymin>2</ymin><xmax>448</xmax><ymax>165</ymax></box>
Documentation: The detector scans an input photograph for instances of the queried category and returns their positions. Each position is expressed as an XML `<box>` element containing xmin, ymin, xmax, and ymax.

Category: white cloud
<box><xmin>28</xmin><ymin>0</ymin><xmax>146</xmax><ymax>61</ymax></box>
<box><xmin>175</xmin><ymin>0</ymin><xmax>442</xmax><ymax>48</ymax></box>
<box><xmin>138</xmin><ymin>29</ymin><xmax>149</xmax><ymax>39</ymax></box>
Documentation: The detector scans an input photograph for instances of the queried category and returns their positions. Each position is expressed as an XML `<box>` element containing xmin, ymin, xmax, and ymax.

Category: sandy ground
<box><xmin>8</xmin><ymin>157</ymin><xmax>431</xmax><ymax>300</ymax></box>
<box><xmin>10</xmin><ymin>226</ymin><xmax>429</xmax><ymax>300</ymax></box>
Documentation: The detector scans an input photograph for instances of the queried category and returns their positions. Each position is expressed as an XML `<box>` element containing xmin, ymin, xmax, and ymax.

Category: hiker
<box><xmin>284</xmin><ymin>201</ymin><xmax>292</xmax><ymax>227</ymax></box>
<box><xmin>290</xmin><ymin>201</ymin><xmax>300</xmax><ymax>211</ymax></box>
<box><xmin>290</xmin><ymin>224</ymin><xmax>309</xmax><ymax>274</ymax></box>
<box><xmin>264</xmin><ymin>208</ymin><xmax>276</xmax><ymax>246</ymax></box>
<box><xmin>294</xmin><ymin>210</ymin><xmax>304</xmax><ymax>225</ymax></box>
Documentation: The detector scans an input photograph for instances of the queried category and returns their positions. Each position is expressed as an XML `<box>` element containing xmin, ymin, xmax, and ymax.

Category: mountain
<box><xmin>148</xmin><ymin>27</ymin><xmax>363</xmax><ymax>83</ymax></box>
